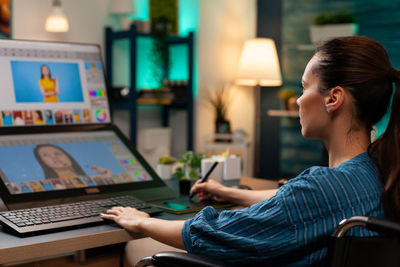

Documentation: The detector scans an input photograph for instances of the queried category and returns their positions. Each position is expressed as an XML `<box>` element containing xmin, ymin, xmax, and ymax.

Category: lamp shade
<box><xmin>45</xmin><ymin>0</ymin><xmax>69</xmax><ymax>32</ymax></box>
<box><xmin>110</xmin><ymin>0</ymin><xmax>134</xmax><ymax>14</ymax></box>
<box><xmin>236</xmin><ymin>38</ymin><xmax>282</xmax><ymax>87</ymax></box>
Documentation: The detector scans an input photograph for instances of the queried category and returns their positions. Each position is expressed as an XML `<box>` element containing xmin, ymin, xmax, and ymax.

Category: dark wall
<box><xmin>257</xmin><ymin>0</ymin><xmax>282</xmax><ymax>179</ymax></box>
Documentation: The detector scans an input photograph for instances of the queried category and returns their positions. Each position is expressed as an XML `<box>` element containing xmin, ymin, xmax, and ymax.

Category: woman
<box><xmin>34</xmin><ymin>144</ymin><xmax>112</xmax><ymax>180</ymax></box>
<box><xmin>34</xmin><ymin>144</ymin><xmax>86</xmax><ymax>179</ymax></box>
<box><xmin>102</xmin><ymin>36</ymin><xmax>400</xmax><ymax>265</ymax></box>
<box><xmin>39</xmin><ymin>64</ymin><xmax>60</xmax><ymax>102</ymax></box>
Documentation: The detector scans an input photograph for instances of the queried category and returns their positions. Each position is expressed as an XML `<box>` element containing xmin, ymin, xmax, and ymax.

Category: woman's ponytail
<box><xmin>369</xmin><ymin>69</ymin><xmax>400</xmax><ymax>221</ymax></box>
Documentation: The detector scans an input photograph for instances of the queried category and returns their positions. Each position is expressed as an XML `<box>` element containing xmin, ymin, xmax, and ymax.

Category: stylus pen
<box><xmin>189</xmin><ymin>161</ymin><xmax>219</xmax><ymax>199</ymax></box>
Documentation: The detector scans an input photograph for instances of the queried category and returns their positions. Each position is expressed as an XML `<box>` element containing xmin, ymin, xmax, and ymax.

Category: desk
<box><xmin>0</xmin><ymin>177</ymin><xmax>278</xmax><ymax>265</ymax></box>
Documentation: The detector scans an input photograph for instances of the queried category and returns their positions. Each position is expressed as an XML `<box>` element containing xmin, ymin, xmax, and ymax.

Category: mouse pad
<box><xmin>151</xmin><ymin>196</ymin><xmax>234</xmax><ymax>214</ymax></box>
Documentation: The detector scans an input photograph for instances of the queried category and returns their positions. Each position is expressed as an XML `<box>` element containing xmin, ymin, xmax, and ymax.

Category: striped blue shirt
<box><xmin>182</xmin><ymin>153</ymin><xmax>385</xmax><ymax>266</ymax></box>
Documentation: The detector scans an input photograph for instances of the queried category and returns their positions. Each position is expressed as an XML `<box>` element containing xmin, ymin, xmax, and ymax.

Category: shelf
<box><xmin>105</xmin><ymin>24</ymin><xmax>194</xmax><ymax>150</ymax></box>
<box><xmin>267</xmin><ymin>109</ymin><xmax>299</xmax><ymax>117</ymax></box>
<box><xmin>108</xmin><ymin>30</ymin><xmax>189</xmax><ymax>44</ymax></box>
<box><xmin>110</xmin><ymin>98</ymin><xmax>187</xmax><ymax>108</ymax></box>
<box><xmin>137</xmin><ymin>98</ymin><xmax>172</xmax><ymax>105</ymax></box>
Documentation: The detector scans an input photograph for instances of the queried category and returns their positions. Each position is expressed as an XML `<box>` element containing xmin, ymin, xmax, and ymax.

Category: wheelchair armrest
<box><xmin>367</xmin><ymin>217</ymin><xmax>400</xmax><ymax>236</ymax></box>
<box><xmin>333</xmin><ymin>216</ymin><xmax>400</xmax><ymax>237</ymax></box>
<box><xmin>138</xmin><ymin>251</ymin><xmax>227</xmax><ymax>267</ymax></box>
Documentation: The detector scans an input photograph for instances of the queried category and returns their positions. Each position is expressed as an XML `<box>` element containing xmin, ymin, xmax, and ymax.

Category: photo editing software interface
<box><xmin>0</xmin><ymin>39</ymin><xmax>110</xmax><ymax>127</ymax></box>
<box><xmin>0</xmin><ymin>131</ymin><xmax>153</xmax><ymax>195</ymax></box>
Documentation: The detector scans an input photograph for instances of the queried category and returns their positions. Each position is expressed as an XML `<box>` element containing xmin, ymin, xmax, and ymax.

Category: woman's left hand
<box><xmin>101</xmin><ymin>207</ymin><xmax>150</xmax><ymax>232</ymax></box>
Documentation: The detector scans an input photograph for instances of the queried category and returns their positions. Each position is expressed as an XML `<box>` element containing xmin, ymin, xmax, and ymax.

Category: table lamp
<box><xmin>45</xmin><ymin>0</ymin><xmax>69</xmax><ymax>32</ymax></box>
<box><xmin>110</xmin><ymin>0</ymin><xmax>135</xmax><ymax>30</ymax></box>
<box><xmin>236</xmin><ymin>38</ymin><xmax>282</xmax><ymax>175</ymax></box>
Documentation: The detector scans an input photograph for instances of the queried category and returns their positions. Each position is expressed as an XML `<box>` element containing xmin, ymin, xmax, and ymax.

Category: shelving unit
<box><xmin>105</xmin><ymin>24</ymin><xmax>194</xmax><ymax>150</ymax></box>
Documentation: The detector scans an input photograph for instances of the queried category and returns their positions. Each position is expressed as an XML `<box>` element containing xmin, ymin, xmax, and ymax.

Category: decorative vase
<box><xmin>157</xmin><ymin>164</ymin><xmax>172</xmax><ymax>180</ymax></box>
<box><xmin>215</xmin><ymin>119</ymin><xmax>231</xmax><ymax>134</ymax></box>
<box><xmin>185</xmin><ymin>165</ymin><xmax>200</xmax><ymax>180</ymax></box>
<box><xmin>309</xmin><ymin>23</ymin><xmax>358</xmax><ymax>45</ymax></box>
<box><xmin>286</xmin><ymin>96</ymin><xmax>299</xmax><ymax>111</ymax></box>
<box><xmin>215</xmin><ymin>119</ymin><xmax>232</xmax><ymax>142</ymax></box>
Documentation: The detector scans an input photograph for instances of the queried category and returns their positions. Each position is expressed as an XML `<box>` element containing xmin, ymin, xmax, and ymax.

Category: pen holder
<box><xmin>179</xmin><ymin>179</ymin><xmax>192</xmax><ymax>195</ymax></box>
<box><xmin>201</xmin><ymin>158</ymin><xmax>223</xmax><ymax>181</ymax></box>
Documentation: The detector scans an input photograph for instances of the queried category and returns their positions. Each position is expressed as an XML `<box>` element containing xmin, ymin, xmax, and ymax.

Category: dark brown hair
<box><xmin>34</xmin><ymin>144</ymin><xmax>86</xmax><ymax>179</ymax></box>
<box><xmin>313</xmin><ymin>36</ymin><xmax>400</xmax><ymax>221</ymax></box>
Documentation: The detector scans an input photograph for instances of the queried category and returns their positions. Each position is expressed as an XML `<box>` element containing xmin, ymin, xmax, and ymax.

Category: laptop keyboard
<box><xmin>0</xmin><ymin>195</ymin><xmax>162</xmax><ymax>236</ymax></box>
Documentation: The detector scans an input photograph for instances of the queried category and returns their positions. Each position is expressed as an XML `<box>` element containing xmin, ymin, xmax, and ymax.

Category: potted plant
<box><xmin>310</xmin><ymin>11</ymin><xmax>358</xmax><ymax>45</ymax></box>
<box><xmin>172</xmin><ymin>151</ymin><xmax>204</xmax><ymax>194</ymax></box>
<box><xmin>278</xmin><ymin>88</ymin><xmax>298</xmax><ymax>110</ymax></box>
<box><xmin>157</xmin><ymin>155</ymin><xmax>176</xmax><ymax>180</ymax></box>
<box><xmin>179</xmin><ymin>151</ymin><xmax>204</xmax><ymax>180</ymax></box>
<box><xmin>204</xmin><ymin>86</ymin><xmax>232</xmax><ymax>135</ymax></box>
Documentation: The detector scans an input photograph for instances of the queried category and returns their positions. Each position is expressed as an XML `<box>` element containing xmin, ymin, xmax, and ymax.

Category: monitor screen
<box><xmin>0</xmin><ymin>131</ymin><xmax>153</xmax><ymax>195</ymax></box>
<box><xmin>0</xmin><ymin>39</ymin><xmax>110</xmax><ymax>127</ymax></box>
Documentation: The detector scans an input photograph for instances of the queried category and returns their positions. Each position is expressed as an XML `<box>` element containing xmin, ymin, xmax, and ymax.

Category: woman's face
<box><xmin>38</xmin><ymin>146</ymin><xmax>72</xmax><ymax>169</ymax></box>
<box><xmin>41</xmin><ymin>66</ymin><xmax>49</xmax><ymax>76</ymax></box>
<box><xmin>296</xmin><ymin>54</ymin><xmax>330</xmax><ymax>139</ymax></box>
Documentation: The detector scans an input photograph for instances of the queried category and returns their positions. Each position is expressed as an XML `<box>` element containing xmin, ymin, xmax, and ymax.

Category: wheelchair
<box><xmin>135</xmin><ymin>216</ymin><xmax>400</xmax><ymax>267</ymax></box>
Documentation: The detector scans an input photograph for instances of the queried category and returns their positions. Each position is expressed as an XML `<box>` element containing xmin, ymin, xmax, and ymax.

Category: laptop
<box><xmin>0</xmin><ymin>39</ymin><xmax>229</xmax><ymax>236</ymax></box>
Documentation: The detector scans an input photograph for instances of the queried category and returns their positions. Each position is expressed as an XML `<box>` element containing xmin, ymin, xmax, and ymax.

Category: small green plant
<box><xmin>314</xmin><ymin>11</ymin><xmax>357</xmax><ymax>25</ymax></box>
<box><xmin>172</xmin><ymin>166</ymin><xmax>185</xmax><ymax>180</ymax></box>
<box><xmin>159</xmin><ymin>155</ymin><xmax>176</xmax><ymax>165</ymax></box>
<box><xmin>175</xmin><ymin>151</ymin><xmax>204</xmax><ymax>180</ymax></box>
<box><xmin>180</xmin><ymin>151</ymin><xmax>203</xmax><ymax>167</ymax></box>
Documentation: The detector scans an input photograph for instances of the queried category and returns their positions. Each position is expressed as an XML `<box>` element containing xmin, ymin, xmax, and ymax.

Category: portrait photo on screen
<box><xmin>11</xmin><ymin>61</ymin><xmax>84</xmax><ymax>103</ymax></box>
<box><xmin>0</xmin><ymin>141</ymin><xmax>128</xmax><ymax>183</ymax></box>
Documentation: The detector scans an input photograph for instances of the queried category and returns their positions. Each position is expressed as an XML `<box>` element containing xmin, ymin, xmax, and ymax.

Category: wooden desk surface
<box><xmin>0</xmin><ymin>177</ymin><xmax>278</xmax><ymax>265</ymax></box>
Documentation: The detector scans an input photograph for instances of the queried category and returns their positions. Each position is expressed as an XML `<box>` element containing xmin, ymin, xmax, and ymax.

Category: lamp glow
<box><xmin>45</xmin><ymin>0</ymin><xmax>69</xmax><ymax>32</ymax></box>
<box><xmin>236</xmin><ymin>38</ymin><xmax>282</xmax><ymax>86</ymax></box>
<box><xmin>236</xmin><ymin>38</ymin><xmax>282</xmax><ymax>177</ymax></box>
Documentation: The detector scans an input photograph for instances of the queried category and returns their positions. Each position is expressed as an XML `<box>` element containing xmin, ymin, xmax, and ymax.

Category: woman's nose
<box><xmin>296</xmin><ymin>97</ymin><xmax>301</xmax><ymax>106</ymax></box>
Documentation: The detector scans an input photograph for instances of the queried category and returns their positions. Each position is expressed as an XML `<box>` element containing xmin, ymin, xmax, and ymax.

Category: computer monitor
<box><xmin>0</xmin><ymin>131</ymin><xmax>155</xmax><ymax>196</ymax></box>
<box><xmin>0</xmin><ymin>39</ymin><xmax>110</xmax><ymax>127</ymax></box>
<box><xmin>0</xmin><ymin>40</ymin><xmax>175</xmax><ymax>206</ymax></box>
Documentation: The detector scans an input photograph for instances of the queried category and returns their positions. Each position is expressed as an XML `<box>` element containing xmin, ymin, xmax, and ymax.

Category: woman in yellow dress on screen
<box><xmin>38</xmin><ymin>64</ymin><xmax>60</xmax><ymax>102</ymax></box>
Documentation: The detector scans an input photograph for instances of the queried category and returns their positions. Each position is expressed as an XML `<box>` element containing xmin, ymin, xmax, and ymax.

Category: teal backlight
<box><xmin>112</xmin><ymin>0</ymin><xmax>199</xmax><ymax>94</ymax></box>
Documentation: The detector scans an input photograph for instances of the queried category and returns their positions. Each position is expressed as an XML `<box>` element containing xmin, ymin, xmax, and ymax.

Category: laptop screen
<box><xmin>0</xmin><ymin>39</ymin><xmax>110</xmax><ymax>127</ymax></box>
<box><xmin>0</xmin><ymin>131</ymin><xmax>153</xmax><ymax>195</ymax></box>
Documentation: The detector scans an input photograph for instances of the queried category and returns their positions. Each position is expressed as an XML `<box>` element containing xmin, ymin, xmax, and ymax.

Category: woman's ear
<box><xmin>324</xmin><ymin>86</ymin><xmax>345</xmax><ymax>113</ymax></box>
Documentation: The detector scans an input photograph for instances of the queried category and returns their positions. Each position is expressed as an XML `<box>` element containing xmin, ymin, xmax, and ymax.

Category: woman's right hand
<box><xmin>190</xmin><ymin>178</ymin><xmax>229</xmax><ymax>202</ymax></box>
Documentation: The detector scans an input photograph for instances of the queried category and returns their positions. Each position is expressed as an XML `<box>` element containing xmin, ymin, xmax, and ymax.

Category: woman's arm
<box><xmin>190</xmin><ymin>178</ymin><xmax>278</xmax><ymax>207</ymax></box>
<box><xmin>39</xmin><ymin>83</ymin><xmax>54</xmax><ymax>97</ymax></box>
<box><xmin>54</xmin><ymin>76</ymin><xmax>60</xmax><ymax>95</ymax></box>
<box><xmin>219</xmin><ymin>187</ymin><xmax>278</xmax><ymax>207</ymax></box>
<box><xmin>101</xmin><ymin>207</ymin><xmax>185</xmax><ymax>249</ymax></box>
